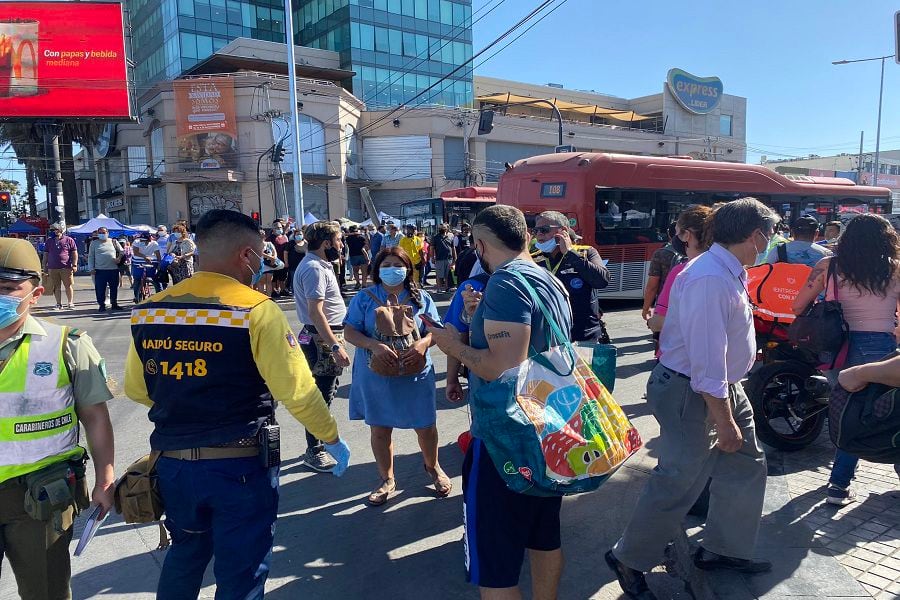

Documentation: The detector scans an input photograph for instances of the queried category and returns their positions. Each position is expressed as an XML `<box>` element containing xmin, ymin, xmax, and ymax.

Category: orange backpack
<box><xmin>746</xmin><ymin>261</ymin><xmax>812</xmax><ymax>325</ymax></box>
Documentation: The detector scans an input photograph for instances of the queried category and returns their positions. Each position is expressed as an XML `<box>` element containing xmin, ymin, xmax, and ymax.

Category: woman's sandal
<box><xmin>366</xmin><ymin>477</ymin><xmax>396</xmax><ymax>506</ymax></box>
<box><xmin>425</xmin><ymin>465</ymin><xmax>453</xmax><ymax>498</ymax></box>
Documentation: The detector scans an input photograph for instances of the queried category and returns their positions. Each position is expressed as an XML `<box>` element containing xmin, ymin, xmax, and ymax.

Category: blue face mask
<box><xmin>379</xmin><ymin>266</ymin><xmax>407</xmax><ymax>287</ymax></box>
<box><xmin>535</xmin><ymin>238</ymin><xmax>558</xmax><ymax>253</ymax></box>
<box><xmin>0</xmin><ymin>291</ymin><xmax>32</xmax><ymax>329</ymax></box>
<box><xmin>247</xmin><ymin>250</ymin><xmax>284</xmax><ymax>287</ymax></box>
<box><xmin>97</xmin><ymin>233</ymin><xmax>108</xmax><ymax>241</ymax></box>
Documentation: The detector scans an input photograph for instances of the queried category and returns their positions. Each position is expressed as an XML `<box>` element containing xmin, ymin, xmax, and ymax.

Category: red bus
<box><xmin>497</xmin><ymin>153</ymin><xmax>892</xmax><ymax>299</ymax></box>
<box><xmin>400</xmin><ymin>186</ymin><xmax>496</xmax><ymax>234</ymax></box>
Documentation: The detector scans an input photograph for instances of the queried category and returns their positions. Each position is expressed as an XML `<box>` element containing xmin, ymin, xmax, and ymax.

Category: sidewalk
<box><xmin>677</xmin><ymin>431</ymin><xmax>899</xmax><ymax>600</ymax></box>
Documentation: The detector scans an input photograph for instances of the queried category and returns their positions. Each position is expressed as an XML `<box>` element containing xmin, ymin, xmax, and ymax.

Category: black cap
<box><xmin>792</xmin><ymin>215</ymin><xmax>819</xmax><ymax>231</ymax></box>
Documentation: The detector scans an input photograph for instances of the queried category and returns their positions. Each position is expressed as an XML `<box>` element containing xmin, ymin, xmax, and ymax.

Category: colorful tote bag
<box><xmin>573</xmin><ymin>342</ymin><xmax>617</xmax><ymax>392</ymax></box>
<box><xmin>471</xmin><ymin>269</ymin><xmax>641</xmax><ymax>496</ymax></box>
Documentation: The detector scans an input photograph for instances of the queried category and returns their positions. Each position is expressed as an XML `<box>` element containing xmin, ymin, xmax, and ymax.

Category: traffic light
<box><xmin>896</xmin><ymin>11</ymin><xmax>900</xmax><ymax>65</ymax></box>
<box><xmin>270</xmin><ymin>141</ymin><xmax>286</xmax><ymax>164</ymax></box>
<box><xmin>477</xmin><ymin>109</ymin><xmax>494</xmax><ymax>135</ymax></box>
<box><xmin>0</xmin><ymin>191</ymin><xmax>11</xmax><ymax>212</ymax></box>
<box><xmin>251</xmin><ymin>211</ymin><xmax>261</xmax><ymax>225</ymax></box>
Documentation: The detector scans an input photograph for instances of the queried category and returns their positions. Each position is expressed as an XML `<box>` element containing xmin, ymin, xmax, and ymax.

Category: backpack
<box><xmin>830</xmin><ymin>365</ymin><xmax>900</xmax><ymax>463</ymax></box>
<box><xmin>114</xmin><ymin>451</ymin><xmax>170</xmax><ymax>550</ymax></box>
<box><xmin>363</xmin><ymin>289</ymin><xmax>424</xmax><ymax>377</ymax></box>
<box><xmin>746</xmin><ymin>261</ymin><xmax>812</xmax><ymax>326</ymax></box>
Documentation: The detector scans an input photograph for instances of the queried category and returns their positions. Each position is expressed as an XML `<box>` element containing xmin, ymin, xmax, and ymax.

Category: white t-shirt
<box><xmin>133</xmin><ymin>240</ymin><xmax>161</xmax><ymax>262</ymax></box>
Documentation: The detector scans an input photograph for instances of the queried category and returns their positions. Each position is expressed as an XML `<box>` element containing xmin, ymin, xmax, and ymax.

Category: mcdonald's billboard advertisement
<box><xmin>0</xmin><ymin>2</ymin><xmax>131</xmax><ymax>120</ymax></box>
<box><xmin>174</xmin><ymin>77</ymin><xmax>239</xmax><ymax>170</ymax></box>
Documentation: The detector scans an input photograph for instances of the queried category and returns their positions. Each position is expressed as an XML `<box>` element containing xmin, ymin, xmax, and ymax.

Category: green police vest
<box><xmin>0</xmin><ymin>322</ymin><xmax>80</xmax><ymax>483</ymax></box>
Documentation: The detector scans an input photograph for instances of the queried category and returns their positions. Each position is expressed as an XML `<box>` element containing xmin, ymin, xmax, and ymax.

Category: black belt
<box><xmin>662</xmin><ymin>365</ymin><xmax>691</xmax><ymax>380</ymax></box>
<box><xmin>303</xmin><ymin>324</ymin><xmax>344</xmax><ymax>335</ymax></box>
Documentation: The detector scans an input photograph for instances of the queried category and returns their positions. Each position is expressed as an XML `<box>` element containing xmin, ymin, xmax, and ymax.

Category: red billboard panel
<box><xmin>0</xmin><ymin>2</ymin><xmax>130</xmax><ymax>120</ymax></box>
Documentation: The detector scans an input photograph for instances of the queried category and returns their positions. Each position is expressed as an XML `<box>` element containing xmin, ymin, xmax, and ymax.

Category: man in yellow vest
<box><xmin>125</xmin><ymin>209</ymin><xmax>350</xmax><ymax>599</ymax></box>
<box><xmin>0</xmin><ymin>237</ymin><xmax>115</xmax><ymax>600</ymax></box>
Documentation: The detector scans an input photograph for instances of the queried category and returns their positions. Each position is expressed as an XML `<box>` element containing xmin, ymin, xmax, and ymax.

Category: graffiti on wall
<box><xmin>187</xmin><ymin>182</ymin><xmax>242</xmax><ymax>223</ymax></box>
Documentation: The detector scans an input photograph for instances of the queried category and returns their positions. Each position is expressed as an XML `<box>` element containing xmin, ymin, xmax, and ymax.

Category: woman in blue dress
<box><xmin>344</xmin><ymin>246</ymin><xmax>453</xmax><ymax>506</ymax></box>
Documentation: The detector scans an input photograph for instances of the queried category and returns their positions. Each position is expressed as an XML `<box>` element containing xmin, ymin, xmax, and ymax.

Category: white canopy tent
<box><xmin>66</xmin><ymin>214</ymin><xmax>143</xmax><ymax>236</ymax></box>
<box><xmin>360</xmin><ymin>211</ymin><xmax>397</xmax><ymax>227</ymax></box>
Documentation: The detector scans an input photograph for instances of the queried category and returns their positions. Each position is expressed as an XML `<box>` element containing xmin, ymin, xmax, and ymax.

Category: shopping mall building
<box><xmin>65</xmin><ymin>38</ymin><xmax>747</xmax><ymax>226</ymax></box>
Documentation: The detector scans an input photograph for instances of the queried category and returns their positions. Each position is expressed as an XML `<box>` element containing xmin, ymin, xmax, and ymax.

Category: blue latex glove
<box><xmin>324</xmin><ymin>438</ymin><xmax>351</xmax><ymax>477</ymax></box>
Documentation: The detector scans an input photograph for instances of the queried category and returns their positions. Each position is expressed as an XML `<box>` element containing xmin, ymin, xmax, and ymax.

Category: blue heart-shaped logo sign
<box><xmin>667</xmin><ymin>69</ymin><xmax>724</xmax><ymax>115</ymax></box>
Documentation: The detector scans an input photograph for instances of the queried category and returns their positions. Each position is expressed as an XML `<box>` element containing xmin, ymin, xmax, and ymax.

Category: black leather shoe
<box><xmin>605</xmin><ymin>550</ymin><xmax>658</xmax><ymax>600</ymax></box>
<box><xmin>693</xmin><ymin>547</ymin><xmax>772</xmax><ymax>573</ymax></box>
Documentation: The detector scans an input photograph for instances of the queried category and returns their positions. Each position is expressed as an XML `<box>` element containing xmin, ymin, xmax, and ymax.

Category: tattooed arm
<box><xmin>430</xmin><ymin>319</ymin><xmax>530</xmax><ymax>382</ymax></box>
<box><xmin>792</xmin><ymin>257</ymin><xmax>830</xmax><ymax>315</ymax></box>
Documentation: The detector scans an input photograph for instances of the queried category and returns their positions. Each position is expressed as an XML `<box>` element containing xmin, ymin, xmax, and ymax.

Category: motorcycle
<box><xmin>745</xmin><ymin>319</ymin><xmax>831</xmax><ymax>451</ymax></box>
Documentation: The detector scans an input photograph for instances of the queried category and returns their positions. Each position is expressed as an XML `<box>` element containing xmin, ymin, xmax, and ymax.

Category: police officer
<box><xmin>532</xmin><ymin>210</ymin><xmax>611</xmax><ymax>343</ymax></box>
<box><xmin>124</xmin><ymin>209</ymin><xmax>350</xmax><ymax>600</ymax></box>
<box><xmin>0</xmin><ymin>237</ymin><xmax>115</xmax><ymax>600</ymax></box>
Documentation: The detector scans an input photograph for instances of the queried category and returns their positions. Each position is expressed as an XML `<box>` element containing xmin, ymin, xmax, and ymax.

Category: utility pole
<box><xmin>38</xmin><ymin>121</ymin><xmax>65</xmax><ymax>225</ymax></box>
<box><xmin>857</xmin><ymin>130</ymin><xmax>864</xmax><ymax>182</ymax></box>
<box><xmin>283</xmin><ymin>0</ymin><xmax>305</xmax><ymax>221</ymax></box>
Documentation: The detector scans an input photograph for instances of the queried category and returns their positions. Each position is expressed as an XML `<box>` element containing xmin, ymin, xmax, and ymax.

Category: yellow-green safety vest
<box><xmin>0</xmin><ymin>322</ymin><xmax>80</xmax><ymax>483</ymax></box>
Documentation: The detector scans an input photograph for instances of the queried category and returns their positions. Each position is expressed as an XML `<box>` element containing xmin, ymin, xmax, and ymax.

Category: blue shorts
<box><xmin>462</xmin><ymin>438</ymin><xmax>562</xmax><ymax>588</ymax></box>
<box><xmin>349</xmin><ymin>255</ymin><xmax>368</xmax><ymax>267</ymax></box>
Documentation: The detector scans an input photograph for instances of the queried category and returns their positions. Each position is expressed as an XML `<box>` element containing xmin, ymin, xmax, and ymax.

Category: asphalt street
<box><xmin>0</xmin><ymin>279</ymin><xmax>684</xmax><ymax>600</ymax></box>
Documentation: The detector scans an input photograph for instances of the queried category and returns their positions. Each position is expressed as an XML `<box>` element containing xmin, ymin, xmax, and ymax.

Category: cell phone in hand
<box><xmin>420</xmin><ymin>314</ymin><xmax>445</xmax><ymax>328</ymax></box>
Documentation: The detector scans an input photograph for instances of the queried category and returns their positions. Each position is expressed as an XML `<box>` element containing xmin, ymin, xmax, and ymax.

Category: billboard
<box><xmin>174</xmin><ymin>77</ymin><xmax>238</xmax><ymax>170</ymax></box>
<box><xmin>0</xmin><ymin>2</ymin><xmax>130</xmax><ymax>119</ymax></box>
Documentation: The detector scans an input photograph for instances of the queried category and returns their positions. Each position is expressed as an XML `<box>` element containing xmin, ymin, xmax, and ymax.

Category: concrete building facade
<box><xmin>70</xmin><ymin>39</ymin><xmax>749</xmax><ymax>226</ymax></box>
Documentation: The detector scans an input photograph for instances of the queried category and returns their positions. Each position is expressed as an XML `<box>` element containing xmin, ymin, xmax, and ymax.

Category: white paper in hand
<box><xmin>74</xmin><ymin>505</ymin><xmax>108</xmax><ymax>557</ymax></box>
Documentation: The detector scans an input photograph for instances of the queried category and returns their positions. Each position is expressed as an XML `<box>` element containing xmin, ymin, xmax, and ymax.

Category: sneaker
<box><xmin>55</xmin><ymin>304</ymin><xmax>62</xmax><ymax>310</ymax></box>
<box><xmin>66</xmin><ymin>303</ymin><xmax>75</xmax><ymax>310</ymax></box>
<box><xmin>303</xmin><ymin>448</ymin><xmax>337</xmax><ymax>473</ymax></box>
<box><xmin>826</xmin><ymin>484</ymin><xmax>858</xmax><ymax>506</ymax></box>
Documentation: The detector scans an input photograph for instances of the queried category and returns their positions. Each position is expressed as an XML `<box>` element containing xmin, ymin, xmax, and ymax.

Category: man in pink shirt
<box><xmin>41</xmin><ymin>223</ymin><xmax>78</xmax><ymax>310</ymax></box>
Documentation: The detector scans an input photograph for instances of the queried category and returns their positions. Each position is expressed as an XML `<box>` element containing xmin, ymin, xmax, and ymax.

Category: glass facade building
<box><xmin>296</xmin><ymin>0</ymin><xmax>473</xmax><ymax>108</ymax></box>
<box><xmin>128</xmin><ymin>0</ymin><xmax>474</xmax><ymax>108</ymax></box>
<box><xmin>129</xmin><ymin>0</ymin><xmax>287</xmax><ymax>85</ymax></box>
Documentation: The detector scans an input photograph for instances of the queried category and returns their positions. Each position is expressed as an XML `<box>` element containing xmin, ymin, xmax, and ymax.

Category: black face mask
<box><xmin>475</xmin><ymin>244</ymin><xmax>492</xmax><ymax>275</ymax></box>
<box><xmin>672</xmin><ymin>235</ymin><xmax>688</xmax><ymax>255</ymax></box>
<box><xmin>324</xmin><ymin>245</ymin><xmax>340</xmax><ymax>262</ymax></box>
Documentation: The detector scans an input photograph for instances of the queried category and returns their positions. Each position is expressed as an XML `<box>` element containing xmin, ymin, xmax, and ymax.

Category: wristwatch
<box><xmin>330</xmin><ymin>343</ymin><xmax>342</xmax><ymax>353</ymax></box>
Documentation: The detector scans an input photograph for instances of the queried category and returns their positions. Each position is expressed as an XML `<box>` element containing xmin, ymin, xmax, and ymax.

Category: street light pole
<box><xmin>284</xmin><ymin>0</ymin><xmax>305</xmax><ymax>223</ymax></box>
<box><xmin>832</xmin><ymin>54</ymin><xmax>894</xmax><ymax>187</ymax></box>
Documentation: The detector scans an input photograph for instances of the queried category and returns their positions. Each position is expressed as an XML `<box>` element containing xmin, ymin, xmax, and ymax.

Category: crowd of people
<box><xmin>2</xmin><ymin>199</ymin><xmax>898</xmax><ymax>600</ymax></box>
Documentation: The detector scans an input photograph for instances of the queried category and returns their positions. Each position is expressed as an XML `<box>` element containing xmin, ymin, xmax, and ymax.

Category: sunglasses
<box><xmin>532</xmin><ymin>225</ymin><xmax>562</xmax><ymax>235</ymax></box>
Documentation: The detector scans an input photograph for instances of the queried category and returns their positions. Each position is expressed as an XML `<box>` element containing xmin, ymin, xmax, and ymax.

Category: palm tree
<box><xmin>0</xmin><ymin>122</ymin><xmax>104</xmax><ymax>223</ymax></box>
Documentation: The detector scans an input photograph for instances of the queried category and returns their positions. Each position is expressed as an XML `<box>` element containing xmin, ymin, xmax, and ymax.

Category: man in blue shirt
<box><xmin>765</xmin><ymin>215</ymin><xmax>831</xmax><ymax>268</ymax></box>
<box><xmin>428</xmin><ymin>205</ymin><xmax>573</xmax><ymax>598</ymax></box>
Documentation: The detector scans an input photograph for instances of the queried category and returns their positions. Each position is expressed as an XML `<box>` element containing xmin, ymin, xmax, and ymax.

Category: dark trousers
<box><xmin>0</xmin><ymin>478</ymin><xmax>75</xmax><ymax>600</ymax></box>
<box><xmin>94</xmin><ymin>269</ymin><xmax>119</xmax><ymax>308</ymax></box>
<box><xmin>301</xmin><ymin>342</ymin><xmax>339</xmax><ymax>453</ymax></box>
<box><xmin>155</xmin><ymin>457</ymin><xmax>278</xmax><ymax>600</ymax></box>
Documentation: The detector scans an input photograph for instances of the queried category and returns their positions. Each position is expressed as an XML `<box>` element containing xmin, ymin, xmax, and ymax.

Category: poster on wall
<box><xmin>187</xmin><ymin>182</ymin><xmax>243</xmax><ymax>224</ymax></box>
<box><xmin>0</xmin><ymin>2</ymin><xmax>131</xmax><ymax>119</ymax></box>
<box><xmin>174</xmin><ymin>78</ymin><xmax>238</xmax><ymax>170</ymax></box>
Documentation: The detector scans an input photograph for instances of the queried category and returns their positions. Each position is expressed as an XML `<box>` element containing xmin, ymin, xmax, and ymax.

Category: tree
<box><xmin>0</xmin><ymin>122</ymin><xmax>103</xmax><ymax>223</ymax></box>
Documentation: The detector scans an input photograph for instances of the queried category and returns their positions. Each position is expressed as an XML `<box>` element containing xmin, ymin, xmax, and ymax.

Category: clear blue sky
<box><xmin>5</xmin><ymin>0</ymin><xmax>899</xmax><ymax>208</ymax></box>
<box><xmin>473</xmin><ymin>0</ymin><xmax>900</xmax><ymax>163</ymax></box>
